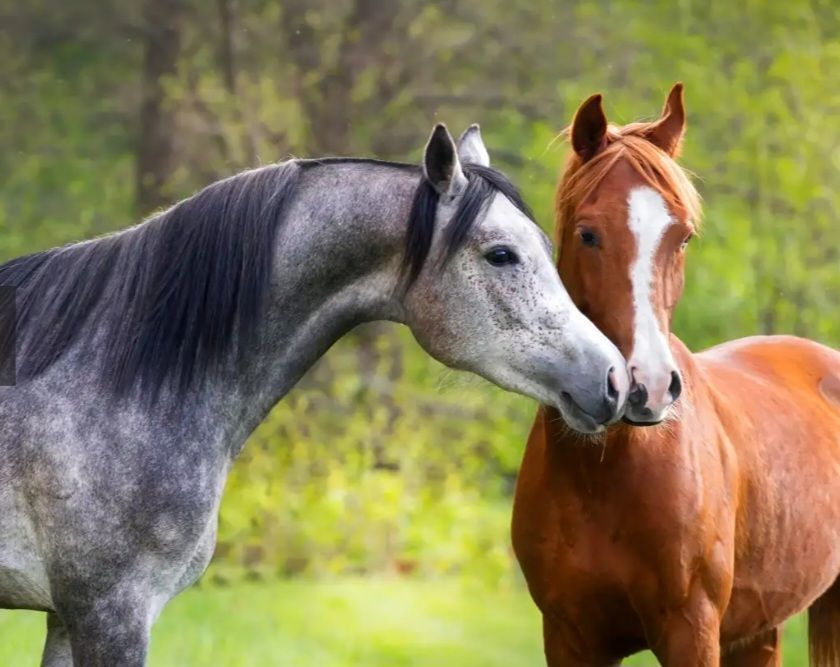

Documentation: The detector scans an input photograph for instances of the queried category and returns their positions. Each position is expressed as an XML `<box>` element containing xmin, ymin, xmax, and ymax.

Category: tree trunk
<box><xmin>282</xmin><ymin>0</ymin><xmax>399</xmax><ymax>156</ymax></box>
<box><xmin>136</xmin><ymin>0</ymin><xmax>184</xmax><ymax>216</ymax></box>
<box><xmin>216</xmin><ymin>0</ymin><xmax>257</xmax><ymax>167</ymax></box>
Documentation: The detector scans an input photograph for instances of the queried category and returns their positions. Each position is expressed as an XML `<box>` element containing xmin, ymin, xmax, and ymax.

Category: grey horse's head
<box><xmin>401</xmin><ymin>125</ymin><xmax>628</xmax><ymax>433</ymax></box>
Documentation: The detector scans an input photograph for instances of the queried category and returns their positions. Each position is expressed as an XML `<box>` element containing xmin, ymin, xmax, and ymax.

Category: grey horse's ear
<box><xmin>457</xmin><ymin>124</ymin><xmax>490</xmax><ymax>167</ymax></box>
<box><xmin>423</xmin><ymin>123</ymin><xmax>467</xmax><ymax>195</ymax></box>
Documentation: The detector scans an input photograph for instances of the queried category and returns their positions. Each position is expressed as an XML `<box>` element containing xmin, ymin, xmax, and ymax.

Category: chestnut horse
<box><xmin>512</xmin><ymin>84</ymin><xmax>840</xmax><ymax>666</ymax></box>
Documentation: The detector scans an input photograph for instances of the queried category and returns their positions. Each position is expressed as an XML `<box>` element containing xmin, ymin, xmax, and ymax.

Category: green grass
<box><xmin>0</xmin><ymin>577</ymin><xmax>809</xmax><ymax>666</ymax></box>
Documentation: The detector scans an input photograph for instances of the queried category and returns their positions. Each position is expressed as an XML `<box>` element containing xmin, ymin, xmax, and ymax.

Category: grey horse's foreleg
<box><xmin>41</xmin><ymin>613</ymin><xmax>73</xmax><ymax>667</ymax></box>
<box><xmin>65</xmin><ymin>595</ymin><xmax>151</xmax><ymax>667</ymax></box>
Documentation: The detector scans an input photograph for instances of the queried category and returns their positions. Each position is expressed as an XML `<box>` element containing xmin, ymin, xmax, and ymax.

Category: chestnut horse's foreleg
<box><xmin>542</xmin><ymin>615</ymin><xmax>622</xmax><ymax>667</ymax></box>
<box><xmin>649</xmin><ymin>587</ymin><xmax>722</xmax><ymax>667</ymax></box>
<box><xmin>721</xmin><ymin>628</ymin><xmax>781</xmax><ymax>667</ymax></box>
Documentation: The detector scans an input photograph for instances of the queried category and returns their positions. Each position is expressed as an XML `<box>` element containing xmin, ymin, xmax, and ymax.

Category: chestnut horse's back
<box><xmin>698</xmin><ymin>335</ymin><xmax>840</xmax><ymax>426</ymax></box>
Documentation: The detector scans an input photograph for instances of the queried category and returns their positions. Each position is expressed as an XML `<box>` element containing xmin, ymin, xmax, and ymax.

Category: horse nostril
<box><xmin>598</xmin><ymin>368</ymin><xmax>620</xmax><ymax>424</ymax></box>
<box><xmin>669</xmin><ymin>370</ymin><xmax>683</xmax><ymax>401</ymax></box>
<box><xmin>628</xmin><ymin>383</ymin><xmax>648</xmax><ymax>408</ymax></box>
<box><xmin>606</xmin><ymin>367</ymin><xmax>619</xmax><ymax>401</ymax></box>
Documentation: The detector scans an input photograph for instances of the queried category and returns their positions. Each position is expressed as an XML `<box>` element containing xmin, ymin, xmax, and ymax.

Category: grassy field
<box><xmin>0</xmin><ymin>577</ymin><xmax>809</xmax><ymax>666</ymax></box>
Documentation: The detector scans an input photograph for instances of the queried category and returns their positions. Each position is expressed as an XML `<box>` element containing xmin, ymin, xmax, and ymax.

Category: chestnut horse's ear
<box><xmin>571</xmin><ymin>93</ymin><xmax>608</xmax><ymax>162</ymax></box>
<box><xmin>645</xmin><ymin>82</ymin><xmax>686</xmax><ymax>157</ymax></box>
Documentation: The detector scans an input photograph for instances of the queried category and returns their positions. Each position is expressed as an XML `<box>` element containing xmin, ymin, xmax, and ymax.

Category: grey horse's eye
<box><xmin>484</xmin><ymin>246</ymin><xmax>519</xmax><ymax>267</ymax></box>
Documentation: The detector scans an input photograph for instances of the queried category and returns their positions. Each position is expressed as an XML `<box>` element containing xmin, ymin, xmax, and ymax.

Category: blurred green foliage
<box><xmin>0</xmin><ymin>0</ymin><xmax>837</xmax><ymax>584</ymax></box>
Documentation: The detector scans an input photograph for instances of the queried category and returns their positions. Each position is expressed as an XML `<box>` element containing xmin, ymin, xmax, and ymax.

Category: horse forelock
<box><xmin>555</xmin><ymin>125</ymin><xmax>701</xmax><ymax>247</ymax></box>
<box><xmin>402</xmin><ymin>163</ymin><xmax>534</xmax><ymax>285</ymax></box>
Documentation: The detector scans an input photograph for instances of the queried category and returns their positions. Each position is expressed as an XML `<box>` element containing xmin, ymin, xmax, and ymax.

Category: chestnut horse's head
<box><xmin>556</xmin><ymin>83</ymin><xmax>701</xmax><ymax>425</ymax></box>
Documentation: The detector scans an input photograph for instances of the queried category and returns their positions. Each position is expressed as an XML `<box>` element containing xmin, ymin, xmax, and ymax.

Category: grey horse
<box><xmin>0</xmin><ymin>124</ymin><xmax>627</xmax><ymax>665</ymax></box>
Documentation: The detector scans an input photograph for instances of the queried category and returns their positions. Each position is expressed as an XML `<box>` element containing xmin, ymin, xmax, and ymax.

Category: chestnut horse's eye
<box><xmin>680</xmin><ymin>233</ymin><xmax>694</xmax><ymax>250</ymax></box>
<box><xmin>484</xmin><ymin>246</ymin><xmax>519</xmax><ymax>266</ymax></box>
<box><xmin>579</xmin><ymin>229</ymin><xmax>599</xmax><ymax>248</ymax></box>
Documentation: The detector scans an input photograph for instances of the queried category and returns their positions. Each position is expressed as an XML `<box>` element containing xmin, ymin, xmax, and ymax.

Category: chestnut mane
<box><xmin>555</xmin><ymin>123</ymin><xmax>702</xmax><ymax>246</ymax></box>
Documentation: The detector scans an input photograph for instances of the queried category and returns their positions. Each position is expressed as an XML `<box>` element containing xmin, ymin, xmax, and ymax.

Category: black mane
<box><xmin>0</xmin><ymin>159</ymin><xmax>532</xmax><ymax>398</ymax></box>
<box><xmin>0</xmin><ymin>162</ymin><xmax>301</xmax><ymax>398</ymax></box>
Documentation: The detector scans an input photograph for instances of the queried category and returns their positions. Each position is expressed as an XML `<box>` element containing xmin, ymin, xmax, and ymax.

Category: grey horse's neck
<box><xmin>195</xmin><ymin>160</ymin><xmax>417</xmax><ymax>456</ymax></box>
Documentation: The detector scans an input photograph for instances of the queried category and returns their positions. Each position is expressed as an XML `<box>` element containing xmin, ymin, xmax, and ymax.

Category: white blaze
<box><xmin>627</xmin><ymin>187</ymin><xmax>677</xmax><ymax>407</ymax></box>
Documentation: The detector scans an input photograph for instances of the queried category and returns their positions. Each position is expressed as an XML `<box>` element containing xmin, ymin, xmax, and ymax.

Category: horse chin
<box><xmin>556</xmin><ymin>395</ymin><xmax>605</xmax><ymax>435</ymax></box>
<box><xmin>478</xmin><ymin>367</ymin><xmax>607</xmax><ymax>435</ymax></box>
<box><xmin>622</xmin><ymin>416</ymin><xmax>664</xmax><ymax>426</ymax></box>
<box><xmin>622</xmin><ymin>407</ymin><xmax>669</xmax><ymax>426</ymax></box>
